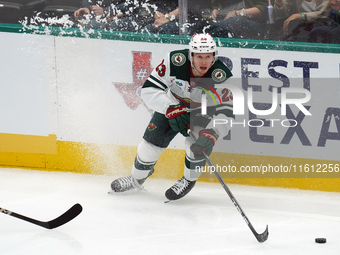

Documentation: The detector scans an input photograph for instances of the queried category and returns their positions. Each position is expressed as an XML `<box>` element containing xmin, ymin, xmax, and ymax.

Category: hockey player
<box><xmin>110</xmin><ymin>33</ymin><xmax>234</xmax><ymax>201</ymax></box>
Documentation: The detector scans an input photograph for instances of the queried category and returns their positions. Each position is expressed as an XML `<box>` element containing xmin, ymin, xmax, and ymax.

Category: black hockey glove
<box><xmin>190</xmin><ymin>129</ymin><xmax>219</xmax><ymax>160</ymax></box>
<box><xmin>166</xmin><ymin>104</ymin><xmax>190</xmax><ymax>137</ymax></box>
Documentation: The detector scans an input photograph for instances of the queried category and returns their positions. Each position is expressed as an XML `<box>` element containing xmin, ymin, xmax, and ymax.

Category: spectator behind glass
<box><xmin>142</xmin><ymin>0</ymin><xmax>213</xmax><ymax>35</ymax></box>
<box><xmin>308</xmin><ymin>0</ymin><xmax>340</xmax><ymax>43</ymax></box>
<box><xmin>273</xmin><ymin>0</ymin><xmax>328</xmax><ymax>40</ymax></box>
<box><xmin>205</xmin><ymin>0</ymin><xmax>267</xmax><ymax>40</ymax></box>
<box><xmin>73</xmin><ymin>0</ymin><xmax>115</xmax><ymax>29</ymax></box>
<box><xmin>108</xmin><ymin>0</ymin><xmax>177</xmax><ymax>32</ymax></box>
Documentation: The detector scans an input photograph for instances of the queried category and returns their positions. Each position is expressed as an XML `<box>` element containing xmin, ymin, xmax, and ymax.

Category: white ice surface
<box><xmin>0</xmin><ymin>168</ymin><xmax>339</xmax><ymax>255</ymax></box>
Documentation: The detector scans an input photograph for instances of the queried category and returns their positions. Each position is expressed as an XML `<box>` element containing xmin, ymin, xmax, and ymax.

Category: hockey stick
<box><xmin>189</xmin><ymin>130</ymin><xmax>269</xmax><ymax>243</ymax></box>
<box><xmin>0</xmin><ymin>203</ymin><xmax>82</xmax><ymax>229</ymax></box>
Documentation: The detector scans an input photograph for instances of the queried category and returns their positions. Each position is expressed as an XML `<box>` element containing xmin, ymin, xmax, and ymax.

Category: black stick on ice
<box><xmin>0</xmin><ymin>203</ymin><xmax>82</xmax><ymax>229</ymax></box>
<box><xmin>189</xmin><ymin>130</ymin><xmax>269</xmax><ymax>242</ymax></box>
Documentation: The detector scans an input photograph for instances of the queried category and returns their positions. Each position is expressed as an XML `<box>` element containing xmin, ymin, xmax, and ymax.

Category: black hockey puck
<box><xmin>315</xmin><ymin>238</ymin><xmax>326</xmax><ymax>243</ymax></box>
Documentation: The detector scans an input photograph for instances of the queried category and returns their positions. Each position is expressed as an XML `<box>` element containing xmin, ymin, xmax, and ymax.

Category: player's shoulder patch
<box><xmin>170</xmin><ymin>49</ymin><xmax>189</xmax><ymax>67</ymax></box>
<box><xmin>211</xmin><ymin>68</ymin><xmax>227</xmax><ymax>82</ymax></box>
<box><xmin>211</xmin><ymin>58</ymin><xmax>233</xmax><ymax>82</ymax></box>
<box><xmin>171</xmin><ymin>52</ymin><xmax>186</xmax><ymax>67</ymax></box>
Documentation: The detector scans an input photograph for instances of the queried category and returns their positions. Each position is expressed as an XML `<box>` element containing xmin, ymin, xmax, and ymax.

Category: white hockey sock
<box><xmin>183</xmin><ymin>165</ymin><xmax>202</xmax><ymax>182</ymax></box>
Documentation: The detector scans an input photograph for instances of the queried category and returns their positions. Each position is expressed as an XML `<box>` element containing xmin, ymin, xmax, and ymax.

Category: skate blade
<box><xmin>108</xmin><ymin>188</ymin><xmax>147</xmax><ymax>195</ymax></box>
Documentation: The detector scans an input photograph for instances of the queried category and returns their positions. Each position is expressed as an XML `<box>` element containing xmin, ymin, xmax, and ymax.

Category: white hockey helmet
<box><xmin>189</xmin><ymin>33</ymin><xmax>217</xmax><ymax>61</ymax></box>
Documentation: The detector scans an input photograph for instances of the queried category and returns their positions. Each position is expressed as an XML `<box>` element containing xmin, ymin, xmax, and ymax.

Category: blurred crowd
<box><xmin>0</xmin><ymin>0</ymin><xmax>339</xmax><ymax>43</ymax></box>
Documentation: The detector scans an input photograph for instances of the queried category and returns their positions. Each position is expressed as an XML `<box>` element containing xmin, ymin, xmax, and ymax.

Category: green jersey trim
<box><xmin>144</xmin><ymin>75</ymin><xmax>167</xmax><ymax>90</ymax></box>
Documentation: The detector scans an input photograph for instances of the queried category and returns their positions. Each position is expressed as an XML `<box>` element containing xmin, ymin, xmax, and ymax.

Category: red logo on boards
<box><xmin>113</xmin><ymin>52</ymin><xmax>152</xmax><ymax>110</ymax></box>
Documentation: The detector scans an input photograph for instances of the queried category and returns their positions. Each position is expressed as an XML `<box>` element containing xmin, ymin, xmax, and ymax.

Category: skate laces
<box><xmin>172</xmin><ymin>177</ymin><xmax>190</xmax><ymax>195</ymax></box>
<box><xmin>117</xmin><ymin>175</ymin><xmax>144</xmax><ymax>191</ymax></box>
<box><xmin>117</xmin><ymin>176</ymin><xmax>133</xmax><ymax>189</ymax></box>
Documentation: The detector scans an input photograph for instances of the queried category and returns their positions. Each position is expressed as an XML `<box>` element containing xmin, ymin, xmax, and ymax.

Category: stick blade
<box><xmin>255</xmin><ymin>225</ymin><xmax>269</xmax><ymax>243</ymax></box>
<box><xmin>46</xmin><ymin>203</ymin><xmax>83</xmax><ymax>229</ymax></box>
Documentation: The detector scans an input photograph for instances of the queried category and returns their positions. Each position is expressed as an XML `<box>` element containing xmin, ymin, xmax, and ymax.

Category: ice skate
<box><xmin>109</xmin><ymin>175</ymin><xmax>146</xmax><ymax>193</ymax></box>
<box><xmin>109</xmin><ymin>167</ymin><xmax>154</xmax><ymax>194</ymax></box>
<box><xmin>165</xmin><ymin>176</ymin><xmax>196</xmax><ymax>201</ymax></box>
